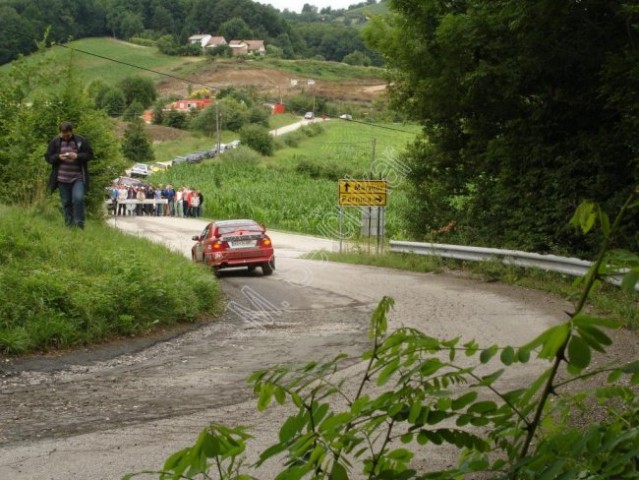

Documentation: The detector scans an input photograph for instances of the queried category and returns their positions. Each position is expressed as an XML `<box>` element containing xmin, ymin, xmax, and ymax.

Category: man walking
<box><xmin>44</xmin><ymin>121</ymin><xmax>94</xmax><ymax>229</ymax></box>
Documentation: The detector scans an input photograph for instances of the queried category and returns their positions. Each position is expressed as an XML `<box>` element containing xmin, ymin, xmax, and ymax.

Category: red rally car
<box><xmin>191</xmin><ymin>219</ymin><xmax>275</xmax><ymax>277</ymax></box>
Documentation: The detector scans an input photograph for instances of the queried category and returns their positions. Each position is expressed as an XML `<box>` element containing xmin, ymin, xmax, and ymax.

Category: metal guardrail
<box><xmin>389</xmin><ymin>241</ymin><xmax>595</xmax><ymax>276</ymax></box>
<box><xmin>389</xmin><ymin>241</ymin><xmax>638</xmax><ymax>289</ymax></box>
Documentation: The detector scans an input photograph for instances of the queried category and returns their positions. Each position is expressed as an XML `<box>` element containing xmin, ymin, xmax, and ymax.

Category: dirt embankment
<box><xmin>156</xmin><ymin>65</ymin><xmax>387</xmax><ymax>103</ymax></box>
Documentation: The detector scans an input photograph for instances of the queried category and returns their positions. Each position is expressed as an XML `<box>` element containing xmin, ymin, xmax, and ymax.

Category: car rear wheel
<box><xmin>262</xmin><ymin>259</ymin><xmax>275</xmax><ymax>276</ymax></box>
<box><xmin>213</xmin><ymin>267</ymin><xmax>222</xmax><ymax>278</ymax></box>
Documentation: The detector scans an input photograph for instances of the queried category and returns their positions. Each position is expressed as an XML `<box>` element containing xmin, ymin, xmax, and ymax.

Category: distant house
<box><xmin>245</xmin><ymin>40</ymin><xmax>266</xmax><ymax>54</ymax></box>
<box><xmin>142</xmin><ymin>109</ymin><xmax>154</xmax><ymax>124</ymax></box>
<box><xmin>206</xmin><ymin>36</ymin><xmax>228</xmax><ymax>49</ymax></box>
<box><xmin>188</xmin><ymin>34</ymin><xmax>212</xmax><ymax>48</ymax></box>
<box><xmin>188</xmin><ymin>34</ymin><xmax>228</xmax><ymax>50</ymax></box>
<box><xmin>270</xmin><ymin>103</ymin><xmax>286</xmax><ymax>115</ymax></box>
<box><xmin>170</xmin><ymin>99</ymin><xmax>212</xmax><ymax>112</ymax></box>
<box><xmin>229</xmin><ymin>39</ymin><xmax>266</xmax><ymax>56</ymax></box>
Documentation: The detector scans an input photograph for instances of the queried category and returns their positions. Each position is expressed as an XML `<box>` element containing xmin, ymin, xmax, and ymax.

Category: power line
<box><xmin>58</xmin><ymin>42</ymin><xmax>419</xmax><ymax>136</ymax></box>
<box><xmin>59</xmin><ymin>43</ymin><xmax>215</xmax><ymax>91</ymax></box>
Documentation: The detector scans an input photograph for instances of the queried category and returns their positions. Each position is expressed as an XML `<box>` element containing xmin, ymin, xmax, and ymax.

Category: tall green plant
<box><xmin>134</xmin><ymin>193</ymin><xmax>639</xmax><ymax>479</ymax></box>
<box><xmin>0</xmin><ymin>42</ymin><xmax>127</xmax><ymax>215</ymax></box>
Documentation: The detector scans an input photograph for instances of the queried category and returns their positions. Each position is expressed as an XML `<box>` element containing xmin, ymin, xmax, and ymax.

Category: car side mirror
<box><xmin>261</xmin><ymin>223</ymin><xmax>266</xmax><ymax>232</ymax></box>
<box><xmin>192</xmin><ymin>235</ymin><xmax>201</xmax><ymax>241</ymax></box>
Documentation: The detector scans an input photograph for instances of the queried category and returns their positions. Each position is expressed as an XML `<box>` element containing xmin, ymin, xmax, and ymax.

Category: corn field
<box><xmin>152</xmin><ymin>121</ymin><xmax>420</xmax><ymax>240</ymax></box>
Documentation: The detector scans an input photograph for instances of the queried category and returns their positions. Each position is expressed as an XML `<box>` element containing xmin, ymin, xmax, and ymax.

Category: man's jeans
<box><xmin>58</xmin><ymin>180</ymin><xmax>86</xmax><ymax>229</ymax></box>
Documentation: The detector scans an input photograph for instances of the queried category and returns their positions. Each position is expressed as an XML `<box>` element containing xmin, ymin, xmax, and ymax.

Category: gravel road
<box><xmin>0</xmin><ymin>216</ymin><xmax>598</xmax><ymax>479</ymax></box>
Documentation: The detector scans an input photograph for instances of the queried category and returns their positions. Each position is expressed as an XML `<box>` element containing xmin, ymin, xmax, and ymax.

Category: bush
<box><xmin>239</xmin><ymin>124</ymin><xmax>274</xmax><ymax>156</ymax></box>
<box><xmin>221</xmin><ymin>145</ymin><xmax>261</xmax><ymax>165</ymax></box>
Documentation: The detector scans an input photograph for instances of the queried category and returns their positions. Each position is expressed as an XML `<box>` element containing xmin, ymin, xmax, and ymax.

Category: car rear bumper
<box><xmin>206</xmin><ymin>250</ymin><xmax>274</xmax><ymax>269</ymax></box>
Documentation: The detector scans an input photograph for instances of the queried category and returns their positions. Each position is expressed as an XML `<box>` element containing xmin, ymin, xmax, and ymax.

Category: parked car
<box><xmin>304</xmin><ymin>111</ymin><xmax>315</xmax><ymax>120</ymax></box>
<box><xmin>150</xmin><ymin>161</ymin><xmax>172</xmax><ymax>172</ymax></box>
<box><xmin>191</xmin><ymin>219</ymin><xmax>275</xmax><ymax>277</ymax></box>
<box><xmin>186</xmin><ymin>152</ymin><xmax>205</xmax><ymax>163</ymax></box>
<box><xmin>127</xmin><ymin>163</ymin><xmax>152</xmax><ymax>177</ymax></box>
<box><xmin>339</xmin><ymin>114</ymin><xmax>353</xmax><ymax>120</ymax></box>
<box><xmin>112</xmin><ymin>176</ymin><xmax>146</xmax><ymax>187</ymax></box>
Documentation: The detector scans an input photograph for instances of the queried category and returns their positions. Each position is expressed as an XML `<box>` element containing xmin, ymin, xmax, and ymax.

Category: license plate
<box><xmin>230</xmin><ymin>240</ymin><xmax>256</xmax><ymax>248</ymax></box>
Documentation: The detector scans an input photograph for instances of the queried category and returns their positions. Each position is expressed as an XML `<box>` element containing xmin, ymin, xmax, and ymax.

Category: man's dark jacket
<box><xmin>44</xmin><ymin>134</ymin><xmax>94</xmax><ymax>192</ymax></box>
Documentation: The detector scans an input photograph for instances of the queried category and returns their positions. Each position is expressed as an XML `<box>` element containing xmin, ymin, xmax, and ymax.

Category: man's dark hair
<box><xmin>59</xmin><ymin>121</ymin><xmax>74</xmax><ymax>132</ymax></box>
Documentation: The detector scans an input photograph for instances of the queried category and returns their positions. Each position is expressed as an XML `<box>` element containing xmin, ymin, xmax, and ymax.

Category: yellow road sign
<box><xmin>338</xmin><ymin>179</ymin><xmax>388</xmax><ymax>206</ymax></box>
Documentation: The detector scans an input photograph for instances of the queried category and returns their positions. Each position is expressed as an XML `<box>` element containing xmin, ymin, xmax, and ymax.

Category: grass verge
<box><xmin>0</xmin><ymin>205</ymin><xmax>221</xmax><ymax>355</ymax></box>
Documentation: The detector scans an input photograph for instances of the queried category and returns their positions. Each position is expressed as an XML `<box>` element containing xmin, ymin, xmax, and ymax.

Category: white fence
<box><xmin>106</xmin><ymin>199</ymin><xmax>168</xmax><ymax>205</ymax></box>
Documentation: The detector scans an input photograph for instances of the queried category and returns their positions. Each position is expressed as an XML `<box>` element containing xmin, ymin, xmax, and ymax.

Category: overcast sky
<box><xmin>257</xmin><ymin>0</ymin><xmax>360</xmax><ymax>13</ymax></box>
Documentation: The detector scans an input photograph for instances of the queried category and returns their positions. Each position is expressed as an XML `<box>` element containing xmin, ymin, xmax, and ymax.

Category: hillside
<box><xmin>5</xmin><ymin>38</ymin><xmax>387</xmax><ymax>103</ymax></box>
<box><xmin>156</xmin><ymin>60</ymin><xmax>387</xmax><ymax>103</ymax></box>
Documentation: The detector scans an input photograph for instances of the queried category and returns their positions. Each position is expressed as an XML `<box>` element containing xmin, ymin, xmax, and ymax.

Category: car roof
<box><xmin>114</xmin><ymin>176</ymin><xmax>146</xmax><ymax>186</ymax></box>
<box><xmin>213</xmin><ymin>219</ymin><xmax>260</xmax><ymax>227</ymax></box>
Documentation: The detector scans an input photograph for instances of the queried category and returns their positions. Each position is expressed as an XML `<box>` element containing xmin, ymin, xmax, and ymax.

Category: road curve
<box><xmin>0</xmin><ymin>216</ymin><xmax>570</xmax><ymax>480</ymax></box>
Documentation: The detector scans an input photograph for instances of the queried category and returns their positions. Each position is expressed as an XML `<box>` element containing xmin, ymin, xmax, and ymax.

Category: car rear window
<box><xmin>217</xmin><ymin>223</ymin><xmax>262</xmax><ymax>235</ymax></box>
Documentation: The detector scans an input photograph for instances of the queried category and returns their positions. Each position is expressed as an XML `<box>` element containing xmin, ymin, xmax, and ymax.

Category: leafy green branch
<box><xmin>137</xmin><ymin>192</ymin><xmax>639</xmax><ymax>480</ymax></box>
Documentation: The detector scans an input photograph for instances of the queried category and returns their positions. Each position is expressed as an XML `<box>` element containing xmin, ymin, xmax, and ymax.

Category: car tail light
<box><xmin>207</xmin><ymin>239</ymin><xmax>226</xmax><ymax>250</ymax></box>
<box><xmin>261</xmin><ymin>236</ymin><xmax>272</xmax><ymax>246</ymax></box>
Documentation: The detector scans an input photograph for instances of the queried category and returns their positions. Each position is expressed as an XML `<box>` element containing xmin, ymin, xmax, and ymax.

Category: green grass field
<box><xmin>0</xmin><ymin>37</ymin><xmax>206</xmax><ymax>96</ymax></box>
<box><xmin>150</xmin><ymin>120</ymin><xmax>421</xmax><ymax>239</ymax></box>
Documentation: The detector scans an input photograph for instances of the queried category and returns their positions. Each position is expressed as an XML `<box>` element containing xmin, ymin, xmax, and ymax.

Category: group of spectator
<box><xmin>108</xmin><ymin>183</ymin><xmax>204</xmax><ymax>218</ymax></box>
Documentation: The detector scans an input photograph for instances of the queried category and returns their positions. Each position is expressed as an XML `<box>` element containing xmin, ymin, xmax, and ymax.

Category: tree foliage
<box><xmin>117</xmin><ymin>76</ymin><xmax>157</xmax><ymax>110</ymax></box>
<box><xmin>121</xmin><ymin>117</ymin><xmax>154</xmax><ymax>163</ymax></box>
<box><xmin>239</xmin><ymin>124</ymin><xmax>274</xmax><ymax>156</ymax></box>
<box><xmin>364</xmin><ymin>0</ymin><xmax>639</xmax><ymax>256</ymax></box>
<box><xmin>0</xmin><ymin>0</ymin><xmax>379</xmax><ymax>66</ymax></box>
<box><xmin>0</xmin><ymin>49</ymin><xmax>127</xmax><ymax>217</ymax></box>
<box><xmin>95</xmin><ymin>86</ymin><xmax>126</xmax><ymax>117</ymax></box>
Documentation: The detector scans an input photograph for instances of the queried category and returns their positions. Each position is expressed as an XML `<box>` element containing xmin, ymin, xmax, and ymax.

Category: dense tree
<box><xmin>217</xmin><ymin>87</ymin><xmax>256</xmax><ymax>108</ymax></box>
<box><xmin>218</xmin><ymin>97</ymin><xmax>250</xmax><ymax>132</ymax></box>
<box><xmin>0</xmin><ymin>5</ymin><xmax>37</xmax><ymax>64</ymax></box>
<box><xmin>248</xmin><ymin>105</ymin><xmax>270</xmax><ymax>127</ymax></box>
<box><xmin>342</xmin><ymin>50</ymin><xmax>371</xmax><ymax>66</ymax></box>
<box><xmin>365</xmin><ymin>0</ymin><xmax>639</xmax><ymax>255</ymax></box>
<box><xmin>239</xmin><ymin>124</ymin><xmax>273</xmax><ymax>156</ymax></box>
<box><xmin>95</xmin><ymin>86</ymin><xmax>126</xmax><ymax>117</ymax></box>
<box><xmin>0</xmin><ymin>0</ymin><xmax>377</xmax><ymax>65</ymax></box>
<box><xmin>293</xmin><ymin>22</ymin><xmax>377</xmax><ymax>63</ymax></box>
<box><xmin>189</xmin><ymin>104</ymin><xmax>219</xmax><ymax>136</ymax></box>
<box><xmin>118</xmin><ymin>12</ymin><xmax>145</xmax><ymax>39</ymax></box>
<box><xmin>123</xmin><ymin>100</ymin><xmax>145</xmax><ymax>121</ymax></box>
<box><xmin>149</xmin><ymin>5</ymin><xmax>175</xmax><ymax>35</ymax></box>
<box><xmin>117</xmin><ymin>76</ymin><xmax>157</xmax><ymax>109</ymax></box>
<box><xmin>219</xmin><ymin>17</ymin><xmax>254</xmax><ymax>41</ymax></box>
<box><xmin>164</xmin><ymin>109</ymin><xmax>187</xmax><ymax>129</ymax></box>
<box><xmin>121</xmin><ymin>117</ymin><xmax>154</xmax><ymax>162</ymax></box>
